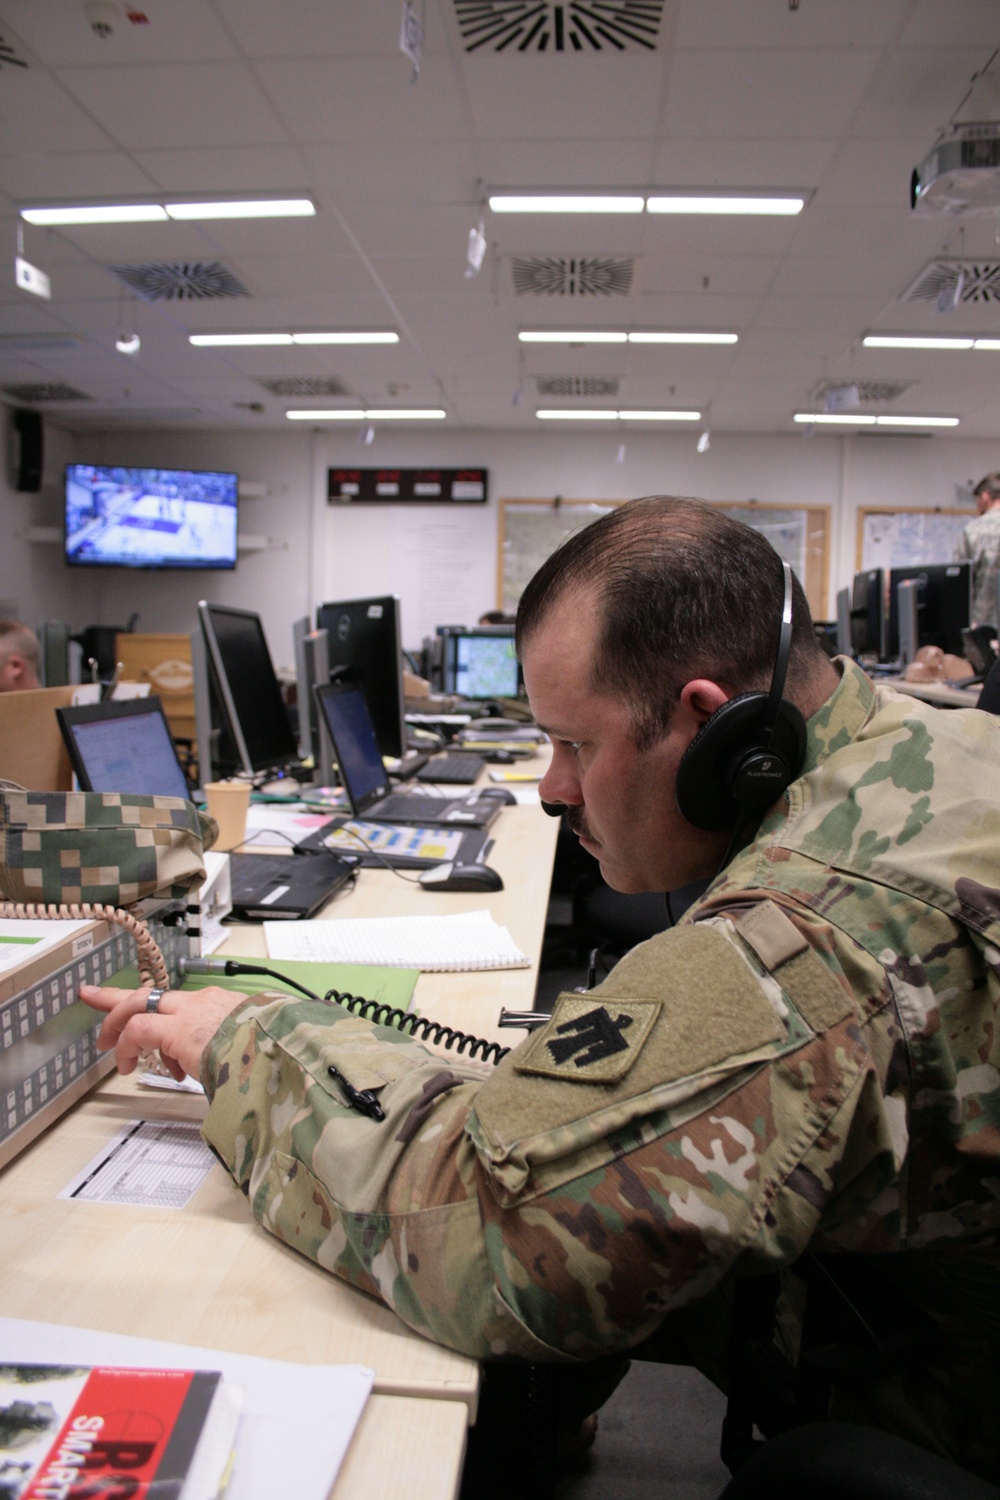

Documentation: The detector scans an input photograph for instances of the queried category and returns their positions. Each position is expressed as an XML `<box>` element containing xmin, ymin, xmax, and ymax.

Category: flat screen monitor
<box><xmin>850</xmin><ymin>569</ymin><xmax>884</xmax><ymax>658</ymax></box>
<box><xmin>56</xmin><ymin>697</ymin><xmax>191</xmax><ymax>800</ymax></box>
<box><xmin>316</xmin><ymin>596</ymin><xmax>406</xmax><ymax>760</ymax></box>
<box><xmin>886</xmin><ymin>562</ymin><xmax>971</xmax><ymax>660</ymax></box>
<box><xmin>440</xmin><ymin>626</ymin><xmax>520</xmax><ymax>699</ymax></box>
<box><xmin>197</xmin><ymin>602</ymin><xmax>298</xmax><ymax>776</ymax></box>
<box><xmin>65</xmin><ymin>464</ymin><xmax>238</xmax><ymax>571</ymax></box>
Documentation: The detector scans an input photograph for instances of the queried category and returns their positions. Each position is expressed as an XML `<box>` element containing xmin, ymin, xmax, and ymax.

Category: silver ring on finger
<box><xmin>145</xmin><ymin>987</ymin><xmax>166</xmax><ymax>1014</ymax></box>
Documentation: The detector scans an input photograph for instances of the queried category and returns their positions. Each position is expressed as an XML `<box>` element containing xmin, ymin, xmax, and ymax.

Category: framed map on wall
<box><xmin>499</xmin><ymin>499</ymin><xmax>830</xmax><ymax>619</ymax></box>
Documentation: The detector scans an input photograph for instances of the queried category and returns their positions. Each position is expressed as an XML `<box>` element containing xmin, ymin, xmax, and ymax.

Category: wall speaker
<box><xmin>10</xmin><ymin>408</ymin><xmax>43</xmax><ymax>492</ymax></box>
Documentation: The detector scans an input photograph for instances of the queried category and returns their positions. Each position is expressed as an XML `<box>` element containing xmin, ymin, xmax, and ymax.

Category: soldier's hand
<box><xmin>80</xmin><ymin>984</ymin><xmax>248</xmax><ymax>1083</ymax></box>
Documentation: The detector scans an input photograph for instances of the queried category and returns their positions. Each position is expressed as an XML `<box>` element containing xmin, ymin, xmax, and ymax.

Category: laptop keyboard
<box><xmin>374</xmin><ymin>791</ymin><xmax>459</xmax><ymax>820</ymax></box>
<box><xmin>413</xmin><ymin>753</ymin><xmax>485</xmax><ymax>784</ymax></box>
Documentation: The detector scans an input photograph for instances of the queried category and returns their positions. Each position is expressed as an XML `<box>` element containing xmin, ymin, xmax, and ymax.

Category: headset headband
<box><xmin>760</xmin><ymin>560</ymin><xmax>793</xmax><ymax>751</ymax></box>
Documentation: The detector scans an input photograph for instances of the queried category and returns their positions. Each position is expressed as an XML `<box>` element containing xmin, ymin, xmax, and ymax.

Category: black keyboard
<box><xmin>413</xmin><ymin>753</ymin><xmax>485</xmax><ymax>784</ymax></box>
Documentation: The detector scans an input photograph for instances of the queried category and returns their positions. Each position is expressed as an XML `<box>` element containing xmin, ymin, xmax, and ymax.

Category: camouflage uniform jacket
<box><xmin>201</xmin><ymin>658</ymin><xmax>1000</xmax><ymax>1473</ymax></box>
<box><xmin>957</xmin><ymin>505</ymin><xmax>1000</xmax><ymax>628</ymax></box>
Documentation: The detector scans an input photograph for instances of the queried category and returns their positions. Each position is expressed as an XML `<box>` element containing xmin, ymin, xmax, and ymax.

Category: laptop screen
<box><xmin>57</xmin><ymin>698</ymin><xmax>191</xmax><ymax>800</ymax></box>
<box><xmin>314</xmin><ymin>682</ymin><xmax>390</xmax><ymax>815</ymax></box>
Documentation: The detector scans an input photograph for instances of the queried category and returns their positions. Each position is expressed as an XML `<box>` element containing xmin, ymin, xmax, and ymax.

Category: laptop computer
<box><xmin>57</xmin><ymin>696</ymin><xmax>355</xmax><ymax>919</ymax></box>
<box><xmin>227</xmin><ymin>850</ymin><xmax>356</xmax><ymax>920</ymax></box>
<box><xmin>313</xmin><ymin>680</ymin><xmax>504</xmax><ymax>831</ymax></box>
<box><xmin>56</xmin><ymin>696</ymin><xmax>193</xmax><ymax>799</ymax></box>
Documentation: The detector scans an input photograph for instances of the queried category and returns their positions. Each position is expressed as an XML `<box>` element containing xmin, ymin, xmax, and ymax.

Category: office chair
<box><xmin>975</xmin><ymin>655</ymin><xmax>1000</xmax><ymax>714</ymax></box>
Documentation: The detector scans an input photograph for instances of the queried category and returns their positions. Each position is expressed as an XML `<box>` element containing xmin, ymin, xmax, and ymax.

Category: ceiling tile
<box><xmin>59</xmin><ymin>62</ymin><xmax>289</xmax><ymax>150</ymax></box>
<box><xmin>661</xmin><ymin>48</ymin><xmax>883</xmax><ymax>139</ymax></box>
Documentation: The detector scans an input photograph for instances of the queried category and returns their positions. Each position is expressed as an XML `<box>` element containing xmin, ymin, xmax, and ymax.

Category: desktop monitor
<box><xmin>56</xmin><ymin>697</ymin><xmax>191</xmax><ymax>800</ymax></box>
<box><xmin>885</xmin><ymin>562</ymin><xmax>971</xmax><ymax>660</ymax></box>
<box><xmin>439</xmin><ymin>626</ymin><xmax>520</xmax><ymax>699</ymax></box>
<box><xmin>316</xmin><ymin>596</ymin><xmax>406</xmax><ymax>760</ymax></box>
<box><xmin>849</xmin><ymin>569</ymin><xmax>884</xmax><ymax>659</ymax></box>
<box><xmin>65</xmin><ymin>464</ymin><xmax>238</xmax><ymax>571</ymax></box>
<box><xmin>197</xmin><ymin>602</ymin><xmax>298</xmax><ymax>777</ymax></box>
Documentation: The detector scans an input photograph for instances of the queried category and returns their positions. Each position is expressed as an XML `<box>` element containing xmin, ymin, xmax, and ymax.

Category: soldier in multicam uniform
<box><xmin>957</xmin><ymin>471</ymin><xmax>1000</xmax><ymax>630</ymax></box>
<box><xmin>83</xmin><ymin>498</ymin><xmax>1000</xmax><ymax>1481</ymax></box>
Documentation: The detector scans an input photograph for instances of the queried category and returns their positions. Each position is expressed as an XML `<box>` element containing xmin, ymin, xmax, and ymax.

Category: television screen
<box><xmin>65</xmin><ymin>464</ymin><xmax>238</xmax><ymax>570</ymax></box>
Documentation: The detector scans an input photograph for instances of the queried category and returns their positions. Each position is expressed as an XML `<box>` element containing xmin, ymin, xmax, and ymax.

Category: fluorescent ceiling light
<box><xmin>519</xmin><ymin>331</ymin><xmax>628</xmax><ymax>344</ymax></box>
<box><xmin>190</xmin><ymin>333</ymin><xmax>293</xmax><ymax>346</ymax></box>
<box><xmin>520</xmin><ymin>330</ymin><xmax>737</xmax><ymax>345</ymax></box>
<box><xmin>286</xmin><ymin>408</ymin><xmax>446</xmax><ymax>421</ymax></box>
<box><xmin>619</xmin><ymin>410</ymin><xmax>701</xmax><ymax>421</ymax></box>
<box><xmin>535</xmin><ymin>409</ymin><xmax>701</xmax><ymax>422</ymax></box>
<box><xmin>21</xmin><ymin>204</ymin><xmax>167</xmax><ymax>225</ymax></box>
<box><xmin>489</xmin><ymin>194</ymin><xmax>644</xmax><ymax>213</ymax></box>
<box><xmin>794</xmin><ymin>413</ymin><xmax>959</xmax><ymax>427</ymax></box>
<box><xmin>873</xmin><ymin>415</ymin><xmax>959</xmax><ymax>427</ymax></box>
<box><xmin>794</xmin><ymin>413</ymin><xmax>877</xmax><ymax>425</ymax></box>
<box><xmin>628</xmin><ymin>332</ymin><xmax>738</xmax><ymax>345</ymax></box>
<box><xmin>973</xmin><ymin>339</ymin><xmax>1000</xmax><ymax>350</ymax></box>
<box><xmin>863</xmin><ymin>335</ymin><xmax>974</xmax><ymax>350</ymax></box>
<box><xmin>647</xmin><ymin>194</ymin><xmax>804</xmax><ymax>215</ymax></box>
<box><xmin>536</xmin><ymin>409</ymin><xmax>619</xmax><ymax>420</ymax></box>
<box><xmin>292</xmin><ymin>331</ymin><xmax>398</xmax><ymax>345</ymax></box>
<box><xmin>190</xmin><ymin>331</ymin><xmax>397</xmax><ymax>347</ymax></box>
<box><xmin>21</xmin><ymin>198</ymin><xmax>315</xmax><ymax>225</ymax></box>
<box><xmin>165</xmin><ymin>198</ymin><xmax>314</xmax><ymax>219</ymax></box>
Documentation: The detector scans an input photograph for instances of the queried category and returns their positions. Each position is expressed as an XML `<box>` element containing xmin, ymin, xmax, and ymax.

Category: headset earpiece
<box><xmin>675</xmin><ymin>692</ymin><xmax>806</xmax><ymax>831</ymax></box>
<box><xmin>673</xmin><ymin>560</ymin><xmax>808</xmax><ymax>833</ymax></box>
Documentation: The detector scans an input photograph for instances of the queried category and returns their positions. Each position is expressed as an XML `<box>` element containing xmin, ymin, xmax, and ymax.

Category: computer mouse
<box><xmin>418</xmin><ymin>862</ymin><xmax>505</xmax><ymax>892</ymax></box>
<box><xmin>477</xmin><ymin>786</ymin><xmax>518</xmax><ymax>805</ymax></box>
<box><xmin>486</xmin><ymin>750</ymin><xmax>516</xmax><ymax>764</ymax></box>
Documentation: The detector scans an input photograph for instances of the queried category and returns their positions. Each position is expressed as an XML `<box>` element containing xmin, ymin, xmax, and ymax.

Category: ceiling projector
<box><xmin>911</xmin><ymin>122</ymin><xmax>1000</xmax><ymax>215</ymax></box>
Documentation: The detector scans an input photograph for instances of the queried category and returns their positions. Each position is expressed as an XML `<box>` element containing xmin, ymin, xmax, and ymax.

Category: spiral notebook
<box><xmin>264</xmin><ymin>908</ymin><xmax>530</xmax><ymax>971</ymax></box>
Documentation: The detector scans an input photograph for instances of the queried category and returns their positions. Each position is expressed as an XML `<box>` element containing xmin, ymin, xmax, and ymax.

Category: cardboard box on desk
<box><xmin>0</xmin><ymin>685</ymin><xmax>76</xmax><ymax>790</ymax></box>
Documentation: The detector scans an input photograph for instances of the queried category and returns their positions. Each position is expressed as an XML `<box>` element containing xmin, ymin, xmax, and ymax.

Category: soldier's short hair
<box><xmin>973</xmin><ymin>472</ymin><xmax>1000</xmax><ymax>503</ymax></box>
<box><xmin>515</xmin><ymin>496</ymin><xmax>822</xmax><ymax>750</ymax></box>
<box><xmin>0</xmin><ymin>620</ymin><xmax>40</xmax><ymax>669</ymax></box>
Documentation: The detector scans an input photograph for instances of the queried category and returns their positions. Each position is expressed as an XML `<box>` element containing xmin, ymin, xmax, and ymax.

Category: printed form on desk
<box><xmin>265</xmin><ymin>909</ymin><xmax>530</xmax><ymax>971</ymax></box>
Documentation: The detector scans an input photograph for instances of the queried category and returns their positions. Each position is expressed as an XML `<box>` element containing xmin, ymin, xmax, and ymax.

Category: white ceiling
<box><xmin>1</xmin><ymin>0</ymin><xmax>999</xmax><ymax>438</ymax></box>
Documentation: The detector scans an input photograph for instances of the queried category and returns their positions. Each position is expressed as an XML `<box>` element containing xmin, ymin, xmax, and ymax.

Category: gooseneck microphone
<box><xmin>540</xmin><ymin>800</ymin><xmax>565</xmax><ymax>817</ymax></box>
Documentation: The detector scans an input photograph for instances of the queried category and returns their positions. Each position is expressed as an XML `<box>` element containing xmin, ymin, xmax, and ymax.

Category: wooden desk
<box><xmin>0</xmin><ymin>795</ymin><xmax>557</xmax><ymax>1498</ymax></box>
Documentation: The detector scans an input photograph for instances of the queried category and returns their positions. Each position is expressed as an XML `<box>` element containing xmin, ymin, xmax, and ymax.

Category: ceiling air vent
<box><xmin>1</xmin><ymin>383</ymin><xmax>90</xmax><ymax>403</ymax></box>
<box><xmin>512</xmin><ymin>255</ymin><xmax>635</xmax><ymax>296</ymax></box>
<box><xmin>900</xmin><ymin>258</ymin><xmax>1000</xmax><ymax>307</ymax></box>
<box><xmin>109</xmin><ymin>262</ymin><xmax>251</xmax><ymax>301</ymax></box>
<box><xmin>536</xmin><ymin>375</ymin><xmax>620</xmax><ymax>397</ymax></box>
<box><xmin>810</xmin><ymin>378</ymin><xmax>914</xmax><ymax>407</ymax></box>
<box><xmin>257</xmin><ymin>377</ymin><xmax>351</xmax><ymax>398</ymax></box>
<box><xmin>455</xmin><ymin>1</ymin><xmax>664</xmax><ymax>52</ymax></box>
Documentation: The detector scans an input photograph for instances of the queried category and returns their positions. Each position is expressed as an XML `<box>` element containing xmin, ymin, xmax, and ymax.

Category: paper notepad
<box><xmin>265</xmin><ymin>909</ymin><xmax>530</xmax><ymax>971</ymax></box>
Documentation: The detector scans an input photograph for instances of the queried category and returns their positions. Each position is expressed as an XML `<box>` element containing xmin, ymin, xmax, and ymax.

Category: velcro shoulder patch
<box><xmin>516</xmin><ymin>997</ymin><xmax>661</xmax><ymax>1083</ymax></box>
<box><xmin>734</xmin><ymin>901</ymin><xmax>851</xmax><ymax>1033</ymax></box>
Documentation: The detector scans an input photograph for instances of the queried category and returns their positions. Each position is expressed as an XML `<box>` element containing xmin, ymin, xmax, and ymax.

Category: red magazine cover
<box><xmin>0</xmin><ymin>1364</ymin><xmax>235</xmax><ymax>1500</ymax></box>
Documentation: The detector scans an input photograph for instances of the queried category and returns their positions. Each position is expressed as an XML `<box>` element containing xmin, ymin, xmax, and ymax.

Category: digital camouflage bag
<box><xmin>0</xmin><ymin>786</ymin><xmax>218</xmax><ymax>907</ymax></box>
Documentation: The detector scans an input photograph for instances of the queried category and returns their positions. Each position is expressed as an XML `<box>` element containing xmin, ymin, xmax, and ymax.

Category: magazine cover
<box><xmin>0</xmin><ymin>1363</ymin><xmax>237</xmax><ymax>1500</ymax></box>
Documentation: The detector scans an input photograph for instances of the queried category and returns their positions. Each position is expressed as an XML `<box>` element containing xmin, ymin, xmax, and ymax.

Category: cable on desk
<box><xmin>181</xmin><ymin>960</ymin><xmax>511</xmax><ymax>1065</ymax></box>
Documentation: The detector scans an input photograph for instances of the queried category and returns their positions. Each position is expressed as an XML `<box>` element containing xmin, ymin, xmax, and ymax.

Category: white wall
<box><xmin>5</xmin><ymin>415</ymin><xmax>998</xmax><ymax>667</ymax></box>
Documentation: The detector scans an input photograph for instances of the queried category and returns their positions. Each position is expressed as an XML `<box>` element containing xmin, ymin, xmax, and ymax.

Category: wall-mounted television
<box><xmin>65</xmin><ymin>464</ymin><xmax>238</xmax><ymax>570</ymax></box>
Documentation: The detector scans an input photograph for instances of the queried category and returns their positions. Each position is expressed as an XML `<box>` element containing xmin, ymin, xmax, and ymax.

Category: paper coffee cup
<box><xmin>203</xmin><ymin>779</ymin><xmax>251</xmax><ymax>852</ymax></box>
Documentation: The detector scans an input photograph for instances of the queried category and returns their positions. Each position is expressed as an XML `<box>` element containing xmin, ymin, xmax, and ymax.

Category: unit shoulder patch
<box><xmin>515</xmin><ymin>997</ymin><xmax>661</xmax><ymax>1083</ymax></box>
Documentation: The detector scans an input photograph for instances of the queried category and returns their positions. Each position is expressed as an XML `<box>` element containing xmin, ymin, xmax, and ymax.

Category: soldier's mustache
<box><xmin>566</xmin><ymin>808</ymin><xmax>595</xmax><ymax>842</ymax></box>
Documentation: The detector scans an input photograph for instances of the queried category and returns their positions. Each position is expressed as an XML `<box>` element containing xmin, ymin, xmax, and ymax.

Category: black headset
<box><xmin>541</xmin><ymin>560</ymin><xmax>807</xmax><ymax>833</ymax></box>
